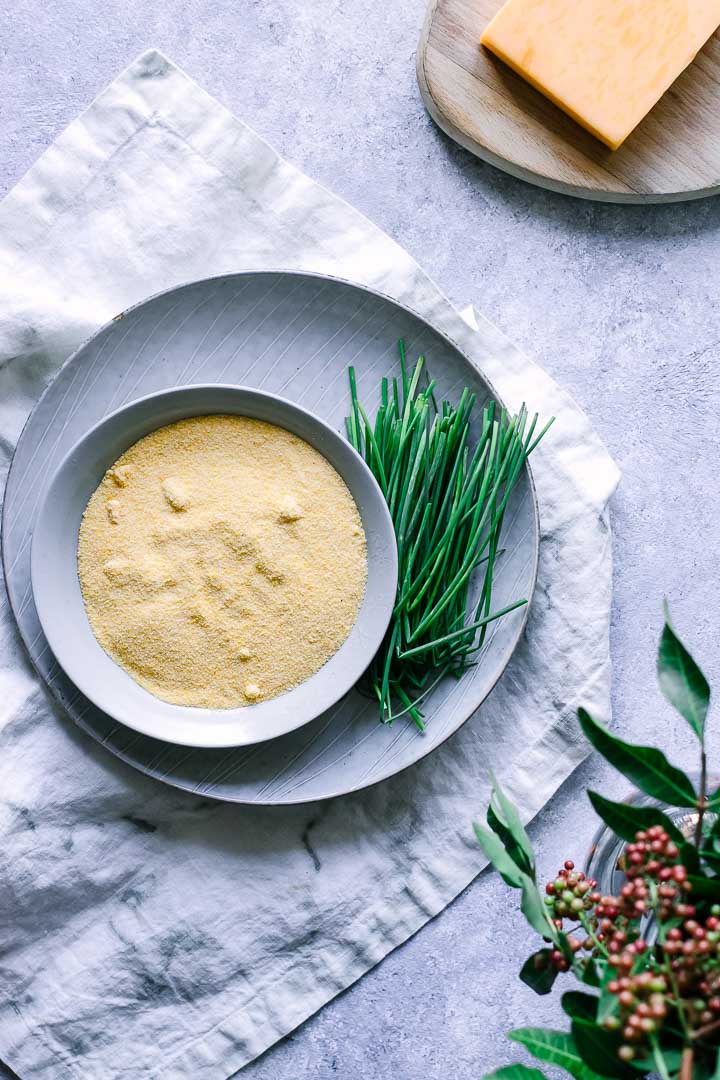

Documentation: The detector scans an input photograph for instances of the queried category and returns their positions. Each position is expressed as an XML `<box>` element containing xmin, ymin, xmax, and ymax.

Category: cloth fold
<box><xmin>0</xmin><ymin>50</ymin><xmax>619</xmax><ymax>1080</ymax></box>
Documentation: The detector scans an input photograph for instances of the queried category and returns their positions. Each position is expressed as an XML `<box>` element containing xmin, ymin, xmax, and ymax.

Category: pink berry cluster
<box><xmin>540</xmin><ymin>828</ymin><xmax>720</xmax><ymax>1063</ymax></box>
<box><xmin>664</xmin><ymin>912</ymin><xmax>720</xmax><ymax>1002</ymax></box>
<box><xmin>604</xmin><ymin>970</ymin><xmax>668</xmax><ymax>1059</ymax></box>
<box><xmin>605</xmin><ymin>909</ymin><xmax>720</xmax><ymax>1060</ymax></box>
<box><xmin>545</xmin><ymin>860</ymin><xmax>598</xmax><ymax>922</ymax></box>
<box><xmin>622</xmin><ymin>825</ymin><xmax>693</xmax><ymax>921</ymax></box>
<box><xmin>544</xmin><ymin>861</ymin><xmax>598</xmax><ymax>972</ymax></box>
<box><xmin>593</xmin><ymin>823</ymin><xmax>694</xmax><ymax>1054</ymax></box>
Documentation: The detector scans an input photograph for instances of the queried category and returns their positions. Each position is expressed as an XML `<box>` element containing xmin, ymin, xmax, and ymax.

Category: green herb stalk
<box><xmin>346</xmin><ymin>341</ymin><xmax>553</xmax><ymax>730</ymax></box>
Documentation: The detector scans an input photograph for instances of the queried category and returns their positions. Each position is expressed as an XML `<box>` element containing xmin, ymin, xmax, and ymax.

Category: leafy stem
<box><xmin>692</xmin><ymin>1015</ymin><xmax>720</xmax><ymax>1042</ymax></box>
<box><xmin>662</xmin><ymin>949</ymin><xmax>693</xmax><ymax>1042</ymax></box>
<box><xmin>680</xmin><ymin>1045</ymin><xmax>695</xmax><ymax>1080</ymax></box>
<box><xmin>650</xmin><ymin>1035</ymin><xmax>672</xmax><ymax>1080</ymax></box>
<box><xmin>578</xmin><ymin>911</ymin><xmax>607</xmax><ymax>960</ymax></box>
<box><xmin>696</xmin><ymin>746</ymin><xmax>708</xmax><ymax>850</ymax></box>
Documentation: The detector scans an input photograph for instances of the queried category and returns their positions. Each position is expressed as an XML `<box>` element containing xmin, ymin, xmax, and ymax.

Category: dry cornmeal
<box><xmin>77</xmin><ymin>415</ymin><xmax>368</xmax><ymax>708</ymax></box>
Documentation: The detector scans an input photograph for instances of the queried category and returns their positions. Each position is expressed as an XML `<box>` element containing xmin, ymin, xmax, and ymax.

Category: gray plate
<box><xmin>3</xmin><ymin>271</ymin><xmax>539</xmax><ymax>804</ymax></box>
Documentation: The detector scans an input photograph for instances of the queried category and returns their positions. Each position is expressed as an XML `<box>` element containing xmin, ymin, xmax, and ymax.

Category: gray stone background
<box><xmin>2</xmin><ymin>1</ymin><xmax>720</xmax><ymax>1077</ymax></box>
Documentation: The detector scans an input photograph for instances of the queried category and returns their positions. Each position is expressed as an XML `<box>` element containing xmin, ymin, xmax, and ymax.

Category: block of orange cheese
<box><xmin>481</xmin><ymin>0</ymin><xmax>720</xmax><ymax>150</ymax></box>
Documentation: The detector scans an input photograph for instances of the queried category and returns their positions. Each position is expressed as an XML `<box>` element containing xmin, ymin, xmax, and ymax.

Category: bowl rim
<box><xmin>29</xmin><ymin>382</ymin><xmax>399</xmax><ymax>748</ymax></box>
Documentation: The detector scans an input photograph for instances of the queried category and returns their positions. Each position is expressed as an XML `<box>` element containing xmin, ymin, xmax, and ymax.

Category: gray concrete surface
<box><xmin>2</xmin><ymin>2</ymin><xmax>720</xmax><ymax>1077</ymax></box>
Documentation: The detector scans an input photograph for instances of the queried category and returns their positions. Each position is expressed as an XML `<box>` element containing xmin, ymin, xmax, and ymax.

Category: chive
<box><xmin>396</xmin><ymin>599</ymin><xmax>528</xmax><ymax>659</ymax></box>
<box><xmin>345</xmin><ymin>341</ymin><xmax>553</xmax><ymax>728</ymax></box>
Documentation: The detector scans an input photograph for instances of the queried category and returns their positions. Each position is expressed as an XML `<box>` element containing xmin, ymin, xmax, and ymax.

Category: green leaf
<box><xmin>509</xmin><ymin>1029</ymin><xmax>605</xmax><ymax>1080</ymax></box>
<box><xmin>520</xmin><ymin>950</ymin><xmax>558</xmax><ymax>996</ymax></box>
<box><xmin>701</xmin><ymin>849</ymin><xmax>720</xmax><ymax>875</ymax></box>
<box><xmin>489</xmin><ymin>772</ymin><xmax>535</xmax><ymax>876</ymax></box>
<box><xmin>578</xmin><ymin>709</ymin><xmax>696</xmax><ymax>808</ymax></box>
<box><xmin>646</xmin><ymin>1050</ymin><xmax>685</xmax><ymax>1076</ymax></box>
<box><xmin>520</xmin><ymin>878</ymin><xmax>557</xmax><ymax>940</ymax></box>
<box><xmin>587</xmin><ymin>791</ymin><xmax>686</xmax><ymax>847</ymax></box>
<box><xmin>682</xmin><ymin>841</ymin><xmax>701</xmax><ymax>876</ymax></box>
<box><xmin>581</xmin><ymin>958</ymin><xmax>602</xmax><ymax>988</ymax></box>
<box><xmin>474</xmin><ymin>822</ymin><xmax>526</xmax><ymax>889</ymax></box>
<box><xmin>596</xmin><ymin>961</ymin><xmax>622</xmax><ymax>1025</ymax></box>
<box><xmin>658</xmin><ymin>602</ymin><xmax>710</xmax><ymax>741</ymax></box>
<box><xmin>484</xmin><ymin>1067</ymin><xmax>548</xmax><ymax>1080</ymax></box>
<box><xmin>628</xmin><ymin>1048</ymin><xmax>683</xmax><ymax>1078</ymax></box>
<box><xmin>562</xmin><ymin>992</ymin><xmax>599</xmax><ymax>1022</ymax></box>
<box><xmin>474</xmin><ymin>822</ymin><xmax>554</xmax><ymax>940</ymax></box>
<box><xmin>487</xmin><ymin>805</ymin><xmax>533</xmax><ymax>877</ymax></box>
<box><xmin>557</xmin><ymin>931</ymin><xmax>576</xmax><ymax>964</ymax></box>
<box><xmin>571</xmin><ymin>1019</ymin><xmax>640</xmax><ymax>1078</ymax></box>
<box><xmin>687</xmin><ymin>875</ymin><xmax>720</xmax><ymax>899</ymax></box>
<box><xmin>587</xmin><ymin>790</ymin><xmax>699</xmax><ymax>875</ymax></box>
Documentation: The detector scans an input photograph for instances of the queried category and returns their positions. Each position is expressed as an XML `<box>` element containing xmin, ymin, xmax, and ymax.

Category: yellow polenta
<box><xmin>77</xmin><ymin>415</ymin><xmax>367</xmax><ymax>709</ymax></box>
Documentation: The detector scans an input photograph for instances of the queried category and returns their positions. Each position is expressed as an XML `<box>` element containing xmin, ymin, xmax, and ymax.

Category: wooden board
<box><xmin>417</xmin><ymin>0</ymin><xmax>720</xmax><ymax>203</ymax></box>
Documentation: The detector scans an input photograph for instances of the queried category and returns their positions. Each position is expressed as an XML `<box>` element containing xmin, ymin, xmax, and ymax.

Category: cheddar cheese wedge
<box><xmin>481</xmin><ymin>0</ymin><xmax>720</xmax><ymax>150</ymax></box>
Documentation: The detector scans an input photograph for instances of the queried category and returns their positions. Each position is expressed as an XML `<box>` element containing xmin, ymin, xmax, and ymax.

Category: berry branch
<box><xmin>476</xmin><ymin>605</ymin><xmax>716</xmax><ymax>1080</ymax></box>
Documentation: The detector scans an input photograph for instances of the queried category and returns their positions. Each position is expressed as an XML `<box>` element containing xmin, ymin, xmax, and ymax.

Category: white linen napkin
<box><xmin>0</xmin><ymin>51</ymin><xmax>619</xmax><ymax>1080</ymax></box>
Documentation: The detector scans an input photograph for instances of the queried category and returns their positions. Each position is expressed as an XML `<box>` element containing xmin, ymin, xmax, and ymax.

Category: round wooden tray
<box><xmin>418</xmin><ymin>0</ymin><xmax>720</xmax><ymax>204</ymax></box>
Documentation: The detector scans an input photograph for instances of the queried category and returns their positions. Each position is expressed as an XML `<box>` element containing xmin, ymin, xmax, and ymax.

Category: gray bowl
<box><xmin>30</xmin><ymin>385</ymin><xmax>398</xmax><ymax>748</ymax></box>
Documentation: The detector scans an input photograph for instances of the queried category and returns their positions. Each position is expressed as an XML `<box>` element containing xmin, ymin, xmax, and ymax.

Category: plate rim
<box><xmin>2</xmin><ymin>268</ymin><xmax>540</xmax><ymax>803</ymax></box>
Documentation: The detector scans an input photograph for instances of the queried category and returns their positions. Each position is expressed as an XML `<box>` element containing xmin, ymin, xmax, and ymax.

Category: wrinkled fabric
<box><xmin>0</xmin><ymin>51</ymin><xmax>619</xmax><ymax>1080</ymax></box>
